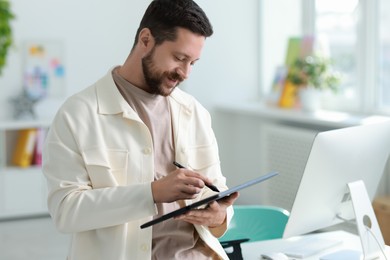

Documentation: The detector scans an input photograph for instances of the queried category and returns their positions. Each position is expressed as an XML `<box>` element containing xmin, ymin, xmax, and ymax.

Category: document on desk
<box><xmin>283</xmin><ymin>237</ymin><xmax>342</xmax><ymax>258</ymax></box>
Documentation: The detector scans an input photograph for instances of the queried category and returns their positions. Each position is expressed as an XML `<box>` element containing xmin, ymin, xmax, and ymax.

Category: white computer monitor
<box><xmin>283</xmin><ymin>121</ymin><xmax>390</xmax><ymax>257</ymax></box>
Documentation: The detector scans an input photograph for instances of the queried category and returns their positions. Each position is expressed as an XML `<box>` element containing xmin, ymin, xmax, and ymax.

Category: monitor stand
<box><xmin>321</xmin><ymin>180</ymin><xmax>387</xmax><ymax>260</ymax></box>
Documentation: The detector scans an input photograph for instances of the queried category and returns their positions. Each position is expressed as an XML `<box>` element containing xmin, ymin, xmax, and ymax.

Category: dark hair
<box><xmin>132</xmin><ymin>0</ymin><xmax>213</xmax><ymax>49</ymax></box>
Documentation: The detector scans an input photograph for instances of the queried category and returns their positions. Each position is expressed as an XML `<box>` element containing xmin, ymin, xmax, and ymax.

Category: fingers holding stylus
<box><xmin>173</xmin><ymin>161</ymin><xmax>219</xmax><ymax>192</ymax></box>
<box><xmin>151</xmin><ymin>167</ymin><xmax>211</xmax><ymax>203</ymax></box>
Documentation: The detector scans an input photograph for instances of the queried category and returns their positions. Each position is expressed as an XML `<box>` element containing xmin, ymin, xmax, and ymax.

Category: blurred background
<box><xmin>1</xmin><ymin>0</ymin><xmax>390</xmax><ymax>259</ymax></box>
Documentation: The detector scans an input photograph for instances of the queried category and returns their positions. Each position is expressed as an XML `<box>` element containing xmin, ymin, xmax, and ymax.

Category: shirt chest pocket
<box><xmin>82</xmin><ymin>148</ymin><xmax>128</xmax><ymax>189</ymax></box>
<box><xmin>187</xmin><ymin>143</ymin><xmax>219</xmax><ymax>171</ymax></box>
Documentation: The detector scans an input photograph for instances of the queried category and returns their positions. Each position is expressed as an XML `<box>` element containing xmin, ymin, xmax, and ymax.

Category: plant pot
<box><xmin>298</xmin><ymin>87</ymin><xmax>322</xmax><ymax>112</ymax></box>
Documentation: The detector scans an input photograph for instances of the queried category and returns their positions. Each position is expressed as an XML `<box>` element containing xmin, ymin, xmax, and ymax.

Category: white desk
<box><xmin>241</xmin><ymin>231</ymin><xmax>390</xmax><ymax>260</ymax></box>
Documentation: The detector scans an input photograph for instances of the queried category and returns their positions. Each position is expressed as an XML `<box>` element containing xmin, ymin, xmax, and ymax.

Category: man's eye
<box><xmin>175</xmin><ymin>55</ymin><xmax>196</xmax><ymax>66</ymax></box>
<box><xmin>175</xmin><ymin>56</ymin><xmax>185</xmax><ymax>62</ymax></box>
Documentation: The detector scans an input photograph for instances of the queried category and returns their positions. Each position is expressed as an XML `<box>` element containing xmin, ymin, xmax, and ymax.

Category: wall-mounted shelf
<box><xmin>214</xmin><ymin>102</ymin><xmax>390</xmax><ymax>130</ymax></box>
<box><xmin>0</xmin><ymin>118</ymin><xmax>52</xmax><ymax>219</ymax></box>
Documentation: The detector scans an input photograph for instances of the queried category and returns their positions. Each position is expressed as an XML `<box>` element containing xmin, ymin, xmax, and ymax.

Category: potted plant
<box><xmin>287</xmin><ymin>55</ymin><xmax>341</xmax><ymax>111</ymax></box>
<box><xmin>0</xmin><ymin>0</ymin><xmax>14</xmax><ymax>75</ymax></box>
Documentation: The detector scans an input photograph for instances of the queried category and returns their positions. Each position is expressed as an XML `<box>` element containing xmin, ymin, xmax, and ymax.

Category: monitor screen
<box><xmin>283</xmin><ymin>121</ymin><xmax>390</xmax><ymax>238</ymax></box>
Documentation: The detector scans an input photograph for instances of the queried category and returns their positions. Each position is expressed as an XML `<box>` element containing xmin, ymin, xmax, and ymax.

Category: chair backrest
<box><xmin>219</xmin><ymin>205</ymin><xmax>290</xmax><ymax>243</ymax></box>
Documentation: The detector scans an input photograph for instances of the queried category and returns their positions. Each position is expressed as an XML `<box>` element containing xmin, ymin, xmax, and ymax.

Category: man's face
<box><xmin>141</xmin><ymin>28</ymin><xmax>205</xmax><ymax>96</ymax></box>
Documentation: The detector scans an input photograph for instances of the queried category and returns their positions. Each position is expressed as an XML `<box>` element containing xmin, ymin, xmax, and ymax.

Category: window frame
<box><xmin>277</xmin><ymin>0</ymin><xmax>389</xmax><ymax>115</ymax></box>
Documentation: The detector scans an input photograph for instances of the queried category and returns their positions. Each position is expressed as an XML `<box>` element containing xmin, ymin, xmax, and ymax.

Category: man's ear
<box><xmin>138</xmin><ymin>28</ymin><xmax>155</xmax><ymax>50</ymax></box>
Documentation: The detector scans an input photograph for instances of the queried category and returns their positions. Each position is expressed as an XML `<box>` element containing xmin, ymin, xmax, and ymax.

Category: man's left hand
<box><xmin>175</xmin><ymin>192</ymin><xmax>239</xmax><ymax>228</ymax></box>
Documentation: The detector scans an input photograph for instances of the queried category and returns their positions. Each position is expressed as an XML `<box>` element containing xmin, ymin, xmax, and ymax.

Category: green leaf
<box><xmin>0</xmin><ymin>0</ymin><xmax>15</xmax><ymax>75</ymax></box>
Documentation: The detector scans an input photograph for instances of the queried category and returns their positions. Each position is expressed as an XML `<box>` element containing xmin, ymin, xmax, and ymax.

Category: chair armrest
<box><xmin>220</xmin><ymin>238</ymin><xmax>250</xmax><ymax>260</ymax></box>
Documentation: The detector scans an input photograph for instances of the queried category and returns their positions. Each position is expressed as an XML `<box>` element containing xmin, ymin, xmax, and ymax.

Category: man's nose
<box><xmin>177</xmin><ymin>63</ymin><xmax>192</xmax><ymax>79</ymax></box>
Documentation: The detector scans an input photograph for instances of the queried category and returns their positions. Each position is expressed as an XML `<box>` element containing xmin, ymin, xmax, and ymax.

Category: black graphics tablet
<box><xmin>140</xmin><ymin>171</ymin><xmax>278</xmax><ymax>229</ymax></box>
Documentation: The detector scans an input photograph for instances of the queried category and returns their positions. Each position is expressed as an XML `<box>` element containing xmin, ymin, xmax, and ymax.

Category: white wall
<box><xmin>0</xmin><ymin>0</ymin><xmax>149</xmax><ymax>119</ymax></box>
<box><xmin>185</xmin><ymin>0</ymin><xmax>261</xmax><ymax>109</ymax></box>
<box><xmin>260</xmin><ymin>0</ymin><xmax>302</xmax><ymax>95</ymax></box>
<box><xmin>0</xmin><ymin>0</ymin><xmax>261</xmax><ymax>119</ymax></box>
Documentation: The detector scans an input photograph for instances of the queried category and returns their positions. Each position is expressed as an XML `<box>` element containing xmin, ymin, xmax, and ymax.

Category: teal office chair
<box><xmin>219</xmin><ymin>205</ymin><xmax>290</xmax><ymax>260</ymax></box>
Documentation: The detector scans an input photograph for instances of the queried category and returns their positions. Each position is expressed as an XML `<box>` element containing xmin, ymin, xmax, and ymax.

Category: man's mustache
<box><xmin>168</xmin><ymin>71</ymin><xmax>184</xmax><ymax>82</ymax></box>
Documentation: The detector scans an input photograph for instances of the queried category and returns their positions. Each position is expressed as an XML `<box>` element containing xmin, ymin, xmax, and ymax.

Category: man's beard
<box><xmin>142</xmin><ymin>47</ymin><xmax>184</xmax><ymax>96</ymax></box>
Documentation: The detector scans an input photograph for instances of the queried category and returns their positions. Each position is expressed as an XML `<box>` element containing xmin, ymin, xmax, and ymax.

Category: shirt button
<box><xmin>140</xmin><ymin>244</ymin><xmax>149</xmax><ymax>251</ymax></box>
<box><xmin>143</xmin><ymin>147</ymin><xmax>152</xmax><ymax>154</ymax></box>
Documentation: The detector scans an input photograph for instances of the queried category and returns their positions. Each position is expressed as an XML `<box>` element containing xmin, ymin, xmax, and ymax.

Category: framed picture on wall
<box><xmin>22</xmin><ymin>40</ymin><xmax>65</xmax><ymax>99</ymax></box>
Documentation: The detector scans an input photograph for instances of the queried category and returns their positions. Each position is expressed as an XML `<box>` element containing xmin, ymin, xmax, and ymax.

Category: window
<box><xmin>314</xmin><ymin>0</ymin><xmax>389</xmax><ymax>114</ymax></box>
<box><xmin>379</xmin><ymin>0</ymin><xmax>390</xmax><ymax>111</ymax></box>
<box><xmin>315</xmin><ymin>0</ymin><xmax>359</xmax><ymax>111</ymax></box>
<box><xmin>261</xmin><ymin>1</ymin><xmax>390</xmax><ymax>115</ymax></box>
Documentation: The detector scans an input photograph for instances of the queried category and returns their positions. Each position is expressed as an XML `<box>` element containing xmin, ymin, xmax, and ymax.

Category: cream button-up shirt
<box><xmin>42</xmin><ymin>68</ymin><xmax>233</xmax><ymax>260</ymax></box>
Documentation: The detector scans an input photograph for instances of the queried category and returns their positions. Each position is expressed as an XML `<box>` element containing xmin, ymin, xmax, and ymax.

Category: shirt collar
<box><xmin>96</xmin><ymin>67</ymin><xmax>193</xmax><ymax>117</ymax></box>
<box><xmin>96</xmin><ymin>67</ymin><xmax>133</xmax><ymax>115</ymax></box>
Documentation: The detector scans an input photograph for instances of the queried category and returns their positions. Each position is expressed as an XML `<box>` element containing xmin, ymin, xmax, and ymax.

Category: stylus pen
<box><xmin>173</xmin><ymin>161</ymin><xmax>220</xmax><ymax>192</ymax></box>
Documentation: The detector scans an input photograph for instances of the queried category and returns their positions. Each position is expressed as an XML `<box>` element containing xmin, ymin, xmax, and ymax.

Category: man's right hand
<box><xmin>151</xmin><ymin>168</ymin><xmax>212</xmax><ymax>203</ymax></box>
